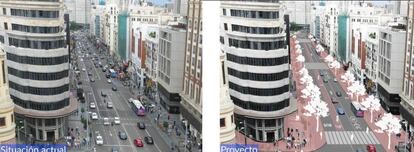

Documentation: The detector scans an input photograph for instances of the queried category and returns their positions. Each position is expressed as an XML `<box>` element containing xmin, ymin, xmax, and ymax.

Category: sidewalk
<box><xmin>234</xmin><ymin>37</ymin><xmax>326</xmax><ymax>152</ymax></box>
<box><xmin>315</xmin><ymin>39</ymin><xmax>409</xmax><ymax>152</ymax></box>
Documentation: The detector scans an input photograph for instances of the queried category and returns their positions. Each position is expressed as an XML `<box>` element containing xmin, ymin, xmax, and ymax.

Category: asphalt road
<box><xmin>295</xmin><ymin>31</ymin><xmax>385</xmax><ymax>152</ymax></box>
<box><xmin>71</xmin><ymin>32</ymin><xmax>171</xmax><ymax>152</ymax></box>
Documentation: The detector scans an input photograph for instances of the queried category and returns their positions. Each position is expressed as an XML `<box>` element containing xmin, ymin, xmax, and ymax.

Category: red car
<box><xmin>366</xmin><ymin>144</ymin><xmax>376</xmax><ymax>152</ymax></box>
<box><xmin>134</xmin><ymin>138</ymin><xmax>144</xmax><ymax>147</ymax></box>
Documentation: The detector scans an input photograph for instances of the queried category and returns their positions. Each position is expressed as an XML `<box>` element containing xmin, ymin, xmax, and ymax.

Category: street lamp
<box><xmin>402</xmin><ymin>120</ymin><xmax>408</xmax><ymax>152</ymax></box>
<box><xmin>238</xmin><ymin>119</ymin><xmax>247</xmax><ymax>145</ymax></box>
<box><xmin>16</xmin><ymin>120</ymin><xmax>24</xmax><ymax>143</ymax></box>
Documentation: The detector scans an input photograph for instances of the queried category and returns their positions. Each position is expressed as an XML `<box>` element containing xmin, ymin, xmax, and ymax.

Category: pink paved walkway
<box><xmin>234</xmin><ymin>37</ymin><xmax>326</xmax><ymax>152</ymax></box>
<box><xmin>315</xmin><ymin>40</ymin><xmax>410</xmax><ymax>152</ymax></box>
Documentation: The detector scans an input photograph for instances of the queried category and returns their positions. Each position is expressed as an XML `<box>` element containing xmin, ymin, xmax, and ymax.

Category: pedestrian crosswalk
<box><xmin>325</xmin><ymin>131</ymin><xmax>380</xmax><ymax>145</ymax></box>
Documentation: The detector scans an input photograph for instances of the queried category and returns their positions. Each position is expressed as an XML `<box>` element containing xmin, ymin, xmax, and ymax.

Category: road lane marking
<box><xmin>145</xmin><ymin>130</ymin><xmax>161</xmax><ymax>152</ymax></box>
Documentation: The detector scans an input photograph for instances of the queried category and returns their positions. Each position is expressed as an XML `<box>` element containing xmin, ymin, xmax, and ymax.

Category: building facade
<box><xmin>220</xmin><ymin>1</ymin><xmax>296</xmax><ymax>142</ymax></box>
<box><xmin>377</xmin><ymin>26</ymin><xmax>406</xmax><ymax>115</ymax></box>
<box><xmin>64</xmin><ymin>0</ymin><xmax>92</xmax><ymax>25</ymax></box>
<box><xmin>0</xmin><ymin>47</ymin><xmax>16</xmax><ymax>144</ymax></box>
<box><xmin>220</xmin><ymin>54</ymin><xmax>235</xmax><ymax>144</ymax></box>
<box><xmin>179</xmin><ymin>0</ymin><xmax>202</xmax><ymax>149</ymax></box>
<box><xmin>400</xmin><ymin>1</ymin><xmax>414</xmax><ymax>133</ymax></box>
<box><xmin>0</xmin><ymin>0</ymin><xmax>77</xmax><ymax>142</ymax></box>
<box><xmin>158</xmin><ymin>26</ymin><xmax>186</xmax><ymax>114</ymax></box>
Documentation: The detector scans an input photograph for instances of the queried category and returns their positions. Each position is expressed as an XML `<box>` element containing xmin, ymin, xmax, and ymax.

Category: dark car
<box><xmin>111</xmin><ymin>147</ymin><xmax>119</xmax><ymax>152</ymax></box>
<box><xmin>106</xmin><ymin>73</ymin><xmax>111</xmax><ymax>78</ymax></box>
<box><xmin>102</xmin><ymin>68</ymin><xmax>107</xmax><ymax>72</ymax></box>
<box><xmin>336</xmin><ymin>91</ymin><xmax>342</xmax><ymax>97</ymax></box>
<box><xmin>77</xmin><ymin>80</ymin><xmax>82</xmax><ymax>85</ymax></box>
<box><xmin>88</xmin><ymin>72</ymin><xmax>93</xmax><ymax>76</ymax></box>
<box><xmin>112</xmin><ymin>86</ymin><xmax>117</xmax><ymax>91</ymax></box>
<box><xmin>395</xmin><ymin>141</ymin><xmax>411</xmax><ymax>152</ymax></box>
<box><xmin>90</xmin><ymin>78</ymin><xmax>95</xmax><ymax>82</ymax></box>
<box><xmin>144</xmin><ymin>136</ymin><xmax>153</xmax><ymax>144</ymax></box>
<box><xmin>336</xmin><ymin>107</ymin><xmax>345</xmax><ymax>115</ymax></box>
<box><xmin>323</xmin><ymin>78</ymin><xmax>328</xmax><ymax>83</ymax></box>
<box><xmin>118</xmin><ymin>131</ymin><xmax>127</xmax><ymax>140</ymax></box>
<box><xmin>101</xmin><ymin>91</ymin><xmax>107</xmax><ymax>97</ymax></box>
<box><xmin>138</xmin><ymin>122</ymin><xmax>145</xmax><ymax>129</ymax></box>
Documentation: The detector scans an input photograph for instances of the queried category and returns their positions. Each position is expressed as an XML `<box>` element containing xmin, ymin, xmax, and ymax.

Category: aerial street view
<box><xmin>220</xmin><ymin>1</ymin><xmax>414</xmax><ymax>152</ymax></box>
<box><xmin>0</xmin><ymin>0</ymin><xmax>202</xmax><ymax>152</ymax></box>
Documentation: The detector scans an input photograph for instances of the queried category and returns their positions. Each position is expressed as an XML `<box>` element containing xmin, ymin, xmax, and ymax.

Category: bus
<box><xmin>131</xmin><ymin>99</ymin><xmax>146</xmax><ymax>116</ymax></box>
<box><xmin>109</xmin><ymin>69</ymin><xmax>117</xmax><ymax>78</ymax></box>
<box><xmin>351</xmin><ymin>102</ymin><xmax>365</xmax><ymax>117</ymax></box>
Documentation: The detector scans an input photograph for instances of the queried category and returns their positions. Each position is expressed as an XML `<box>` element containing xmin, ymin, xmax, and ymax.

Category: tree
<box><xmin>298</xmin><ymin>67</ymin><xmax>308</xmax><ymax>76</ymax></box>
<box><xmin>375</xmin><ymin>113</ymin><xmax>401</xmax><ymax>149</ymax></box>
<box><xmin>296</xmin><ymin>48</ymin><xmax>302</xmax><ymax>54</ymax></box>
<box><xmin>361</xmin><ymin>95</ymin><xmax>381</xmax><ymax>123</ymax></box>
<box><xmin>329</xmin><ymin>60</ymin><xmax>341</xmax><ymax>76</ymax></box>
<box><xmin>354</xmin><ymin>82</ymin><xmax>366</xmax><ymax>102</ymax></box>
<box><xmin>316</xmin><ymin>44</ymin><xmax>324</xmax><ymax>55</ymax></box>
<box><xmin>295</xmin><ymin>40</ymin><xmax>300</xmax><ymax>45</ymax></box>
<box><xmin>304</xmin><ymin>97</ymin><xmax>329</xmax><ymax>132</ymax></box>
<box><xmin>341</xmin><ymin>70</ymin><xmax>355</xmax><ymax>86</ymax></box>
<box><xmin>296</xmin><ymin>55</ymin><xmax>305</xmax><ymax>67</ymax></box>
<box><xmin>292</xmin><ymin>35</ymin><xmax>297</xmax><ymax>39</ymax></box>
<box><xmin>324</xmin><ymin>55</ymin><xmax>334</xmax><ymax>63</ymax></box>
<box><xmin>295</xmin><ymin>44</ymin><xmax>301</xmax><ymax>50</ymax></box>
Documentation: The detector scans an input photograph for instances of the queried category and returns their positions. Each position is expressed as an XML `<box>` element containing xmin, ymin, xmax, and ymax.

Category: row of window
<box><xmin>231</xmin><ymin>96</ymin><xmax>289</xmax><ymax>112</ymax></box>
<box><xmin>229</xmin><ymin>9</ymin><xmax>279</xmax><ymax>19</ymax></box>
<box><xmin>9</xmin><ymin>81</ymin><xmax>68</xmax><ymax>95</ymax></box>
<box><xmin>11</xmin><ymin>24</ymin><xmax>61</xmax><ymax>33</ymax></box>
<box><xmin>229</xmin><ymin>82</ymin><xmax>289</xmax><ymax>96</ymax></box>
<box><xmin>227</xmin><ymin>68</ymin><xmax>288</xmax><ymax>81</ymax></box>
<box><xmin>8</xmin><ymin>67</ymin><xmax>68</xmax><ymax>81</ymax></box>
<box><xmin>12</xmin><ymin>95</ymin><xmax>69</xmax><ymax>111</ymax></box>
<box><xmin>228</xmin><ymin>38</ymin><xmax>285</xmax><ymax>50</ymax></box>
<box><xmin>9</xmin><ymin>38</ymin><xmax>65</xmax><ymax>50</ymax></box>
<box><xmin>231</xmin><ymin>24</ymin><xmax>281</xmax><ymax>34</ymax></box>
<box><xmin>226</xmin><ymin>53</ymin><xmax>288</xmax><ymax>66</ymax></box>
<box><xmin>0</xmin><ymin>35</ymin><xmax>3</xmax><ymax>43</ymax></box>
<box><xmin>10</xmin><ymin>9</ymin><xmax>59</xmax><ymax>18</ymax></box>
<box><xmin>7</xmin><ymin>53</ymin><xmax>68</xmax><ymax>65</ymax></box>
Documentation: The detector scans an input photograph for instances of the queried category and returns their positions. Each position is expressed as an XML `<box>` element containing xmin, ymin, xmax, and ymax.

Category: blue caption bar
<box><xmin>220</xmin><ymin>144</ymin><xmax>259</xmax><ymax>152</ymax></box>
<box><xmin>0</xmin><ymin>144</ymin><xmax>67</xmax><ymax>152</ymax></box>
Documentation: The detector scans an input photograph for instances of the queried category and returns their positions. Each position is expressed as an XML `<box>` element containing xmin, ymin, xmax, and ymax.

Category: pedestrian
<box><xmin>303</xmin><ymin>139</ymin><xmax>307</xmax><ymax>147</ymax></box>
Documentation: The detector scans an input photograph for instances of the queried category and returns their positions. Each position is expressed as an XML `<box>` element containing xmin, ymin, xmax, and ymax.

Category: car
<box><xmin>366</xmin><ymin>144</ymin><xmax>376</xmax><ymax>152</ymax></box>
<box><xmin>333</xmin><ymin>78</ymin><xmax>338</xmax><ymax>82</ymax></box>
<box><xmin>138</xmin><ymin>122</ymin><xmax>145</xmax><ymax>129</ymax></box>
<box><xmin>144</xmin><ymin>136</ymin><xmax>153</xmax><ymax>144</ymax></box>
<box><xmin>95</xmin><ymin>135</ymin><xmax>103</xmax><ymax>145</ymax></box>
<box><xmin>336</xmin><ymin>91</ymin><xmax>342</xmax><ymax>97</ymax></box>
<box><xmin>111</xmin><ymin>147</ymin><xmax>119</xmax><ymax>152</ymax></box>
<box><xmin>102</xmin><ymin>68</ymin><xmax>106</xmax><ymax>72</ymax></box>
<box><xmin>82</xmin><ymin>68</ymin><xmax>86</xmax><ymax>71</ymax></box>
<box><xmin>128</xmin><ymin>98</ymin><xmax>134</xmax><ymax>103</ymax></box>
<box><xmin>134</xmin><ymin>138</ymin><xmax>144</xmax><ymax>147</ymax></box>
<box><xmin>336</xmin><ymin>107</ymin><xmax>345</xmax><ymax>115</ymax></box>
<box><xmin>395</xmin><ymin>141</ymin><xmax>411</xmax><ymax>152</ymax></box>
<box><xmin>101</xmin><ymin>91</ymin><xmax>107</xmax><ymax>97</ymax></box>
<box><xmin>107</xmin><ymin>101</ymin><xmax>113</xmax><ymax>108</ymax></box>
<box><xmin>118</xmin><ymin>131</ymin><xmax>127</xmax><ymax>140</ymax></box>
<box><xmin>88</xmin><ymin>72</ymin><xmax>93</xmax><ymax>76</ymax></box>
<box><xmin>77</xmin><ymin>80</ymin><xmax>82</xmax><ymax>85</ymax></box>
<box><xmin>112</xmin><ymin>86</ymin><xmax>117</xmax><ymax>91</ymax></box>
<box><xmin>323</xmin><ymin>78</ymin><xmax>328</xmax><ymax>83</ymax></box>
<box><xmin>331</xmin><ymin>97</ymin><xmax>338</xmax><ymax>103</ymax></box>
<box><xmin>106</xmin><ymin>73</ymin><xmax>111</xmax><ymax>78</ymax></box>
<box><xmin>103</xmin><ymin>117</ymin><xmax>110</xmax><ymax>125</ymax></box>
<box><xmin>107</xmin><ymin>79</ymin><xmax>112</xmax><ymax>83</ymax></box>
<box><xmin>355</xmin><ymin>149</ymin><xmax>364</xmax><ymax>152</ymax></box>
<box><xmin>90</xmin><ymin>102</ymin><xmax>96</xmax><ymax>109</ymax></box>
<box><xmin>320</xmin><ymin>71</ymin><xmax>325</xmax><ymax>76</ymax></box>
<box><xmin>114</xmin><ymin>117</ymin><xmax>121</xmax><ymax>125</ymax></box>
<box><xmin>91</xmin><ymin>113</ymin><xmax>98</xmax><ymax>120</ymax></box>
<box><xmin>90</xmin><ymin>78</ymin><xmax>95</xmax><ymax>82</ymax></box>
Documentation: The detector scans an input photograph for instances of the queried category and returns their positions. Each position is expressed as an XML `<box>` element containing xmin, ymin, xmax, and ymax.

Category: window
<box><xmin>220</xmin><ymin>118</ymin><xmax>225</xmax><ymax>127</ymax></box>
<box><xmin>0</xmin><ymin>118</ymin><xmax>5</xmax><ymax>126</ymax></box>
<box><xmin>4</xmin><ymin>23</ymin><xmax>7</xmax><ymax>30</ymax></box>
<box><xmin>222</xmin><ymin>9</ymin><xmax>226</xmax><ymax>15</ymax></box>
<box><xmin>11</xmin><ymin>114</ymin><xmax>13</xmax><ymax>123</ymax></box>
<box><xmin>2</xmin><ymin>61</ymin><xmax>5</xmax><ymax>84</ymax></box>
<box><xmin>224</xmin><ymin>23</ymin><xmax>228</xmax><ymax>31</ymax></box>
<box><xmin>220</xmin><ymin>36</ymin><xmax>224</xmax><ymax>44</ymax></box>
<box><xmin>2</xmin><ymin>8</ymin><xmax>5</xmax><ymax>15</ymax></box>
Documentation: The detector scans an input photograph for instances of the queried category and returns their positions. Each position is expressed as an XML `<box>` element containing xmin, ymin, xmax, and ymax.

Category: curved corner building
<box><xmin>220</xmin><ymin>54</ymin><xmax>235</xmax><ymax>144</ymax></box>
<box><xmin>0</xmin><ymin>0</ymin><xmax>77</xmax><ymax>142</ymax></box>
<box><xmin>0</xmin><ymin>47</ymin><xmax>16</xmax><ymax>144</ymax></box>
<box><xmin>220</xmin><ymin>1</ymin><xmax>296</xmax><ymax>142</ymax></box>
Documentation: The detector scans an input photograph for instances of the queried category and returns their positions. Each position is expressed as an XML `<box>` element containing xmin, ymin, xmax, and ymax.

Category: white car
<box><xmin>91</xmin><ymin>113</ymin><xmax>98</xmax><ymax>120</ymax></box>
<box><xmin>96</xmin><ymin>135</ymin><xmax>103</xmax><ymax>145</ymax></box>
<box><xmin>103</xmin><ymin>117</ymin><xmax>110</xmax><ymax>126</ymax></box>
<box><xmin>107</xmin><ymin>79</ymin><xmax>112</xmax><ymax>83</ymax></box>
<box><xmin>128</xmin><ymin>98</ymin><xmax>134</xmax><ymax>103</ymax></box>
<box><xmin>90</xmin><ymin>102</ymin><xmax>96</xmax><ymax>109</ymax></box>
<box><xmin>82</xmin><ymin>68</ymin><xmax>86</xmax><ymax>71</ymax></box>
<box><xmin>114</xmin><ymin>117</ymin><xmax>120</xmax><ymax>125</ymax></box>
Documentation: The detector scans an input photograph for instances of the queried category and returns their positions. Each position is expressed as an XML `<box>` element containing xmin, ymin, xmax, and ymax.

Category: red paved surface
<box><xmin>235</xmin><ymin>37</ymin><xmax>326</xmax><ymax>152</ymax></box>
<box><xmin>315</xmin><ymin>39</ymin><xmax>411</xmax><ymax>152</ymax></box>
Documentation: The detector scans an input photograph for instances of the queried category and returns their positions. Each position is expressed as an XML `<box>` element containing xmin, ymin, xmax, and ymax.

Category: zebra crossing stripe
<box><xmin>369</xmin><ymin>131</ymin><xmax>380</xmax><ymax>144</ymax></box>
<box><xmin>339</xmin><ymin>131</ymin><xmax>349</xmax><ymax>145</ymax></box>
<box><xmin>325</xmin><ymin>131</ymin><xmax>380</xmax><ymax>145</ymax></box>
<box><xmin>325</xmin><ymin>132</ymin><xmax>332</xmax><ymax>144</ymax></box>
<box><xmin>356</xmin><ymin>131</ymin><xmax>366</xmax><ymax>144</ymax></box>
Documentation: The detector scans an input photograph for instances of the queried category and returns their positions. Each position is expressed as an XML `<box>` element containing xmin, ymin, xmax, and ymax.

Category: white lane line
<box><xmin>91</xmin><ymin>90</ymin><xmax>101</xmax><ymax>118</ymax></box>
<box><xmin>90</xmin><ymin>60</ymin><xmax>101</xmax><ymax>80</ymax></box>
<box><xmin>145</xmin><ymin>130</ymin><xmax>162</xmax><ymax>152</ymax></box>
